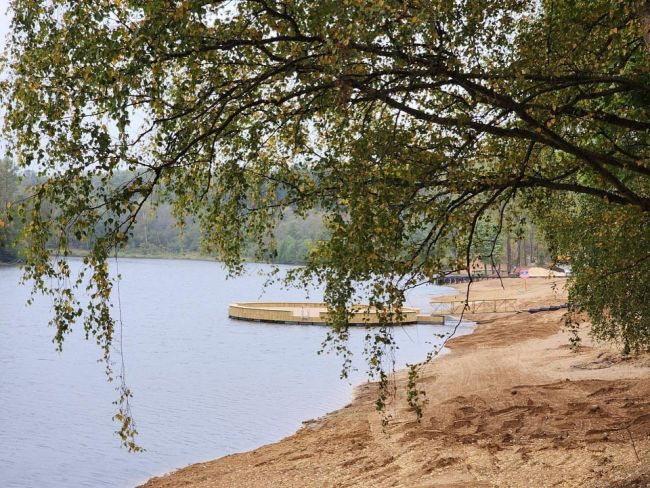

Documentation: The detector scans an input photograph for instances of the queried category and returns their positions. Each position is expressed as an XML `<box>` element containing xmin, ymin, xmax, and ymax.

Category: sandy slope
<box><xmin>141</xmin><ymin>278</ymin><xmax>650</xmax><ymax>488</ymax></box>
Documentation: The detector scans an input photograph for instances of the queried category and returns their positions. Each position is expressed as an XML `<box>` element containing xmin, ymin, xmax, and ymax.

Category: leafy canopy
<box><xmin>2</xmin><ymin>0</ymin><xmax>649</xmax><ymax>447</ymax></box>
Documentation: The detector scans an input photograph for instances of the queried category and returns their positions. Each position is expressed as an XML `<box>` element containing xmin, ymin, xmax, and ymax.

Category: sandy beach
<box><xmin>141</xmin><ymin>278</ymin><xmax>650</xmax><ymax>488</ymax></box>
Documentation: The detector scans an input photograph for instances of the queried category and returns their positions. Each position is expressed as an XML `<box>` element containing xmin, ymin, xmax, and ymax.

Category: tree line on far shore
<box><xmin>0</xmin><ymin>159</ymin><xmax>332</xmax><ymax>265</ymax></box>
<box><xmin>0</xmin><ymin>157</ymin><xmax>24</xmax><ymax>262</ymax></box>
<box><xmin>1</xmin><ymin>157</ymin><xmax>549</xmax><ymax>270</ymax></box>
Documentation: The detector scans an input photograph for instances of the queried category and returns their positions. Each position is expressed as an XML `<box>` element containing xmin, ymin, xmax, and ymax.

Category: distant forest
<box><xmin>119</xmin><ymin>204</ymin><xmax>326</xmax><ymax>264</ymax></box>
<box><xmin>0</xmin><ymin>158</ymin><xmax>21</xmax><ymax>262</ymax></box>
<box><xmin>0</xmin><ymin>157</ymin><xmax>548</xmax><ymax>270</ymax></box>
<box><xmin>0</xmin><ymin>158</ymin><xmax>326</xmax><ymax>264</ymax></box>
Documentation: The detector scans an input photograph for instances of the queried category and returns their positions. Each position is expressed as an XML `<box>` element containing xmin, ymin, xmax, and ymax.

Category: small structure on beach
<box><xmin>228</xmin><ymin>302</ymin><xmax>443</xmax><ymax>325</ymax></box>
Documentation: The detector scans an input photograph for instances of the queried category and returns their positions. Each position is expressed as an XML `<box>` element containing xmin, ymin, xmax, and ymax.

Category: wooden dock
<box><xmin>228</xmin><ymin>302</ymin><xmax>444</xmax><ymax>325</ymax></box>
<box><xmin>416</xmin><ymin>314</ymin><xmax>445</xmax><ymax>325</ymax></box>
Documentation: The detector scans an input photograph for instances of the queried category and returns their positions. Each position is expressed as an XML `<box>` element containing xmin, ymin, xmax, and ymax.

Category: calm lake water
<box><xmin>0</xmin><ymin>258</ymin><xmax>472</xmax><ymax>488</ymax></box>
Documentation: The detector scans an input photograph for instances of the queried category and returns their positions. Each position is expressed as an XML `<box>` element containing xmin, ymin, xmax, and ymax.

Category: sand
<box><xmin>140</xmin><ymin>278</ymin><xmax>650</xmax><ymax>488</ymax></box>
<box><xmin>525</xmin><ymin>267</ymin><xmax>566</xmax><ymax>278</ymax></box>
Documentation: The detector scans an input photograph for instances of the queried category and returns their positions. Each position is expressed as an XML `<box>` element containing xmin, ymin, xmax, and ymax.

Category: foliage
<box><xmin>2</xmin><ymin>0</ymin><xmax>649</xmax><ymax>446</ymax></box>
<box><xmin>0</xmin><ymin>157</ymin><xmax>23</xmax><ymax>262</ymax></box>
<box><xmin>540</xmin><ymin>190</ymin><xmax>650</xmax><ymax>352</ymax></box>
<box><xmin>471</xmin><ymin>214</ymin><xmax>506</xmax><ymax>275</ymax></box>
<box><xmin>71</xmin><ymin>185</ymin><xmax>326</xmax><ymax>262</ymax></box>
<box><xmin>272</xmin><ymin>209</ymin><xmax>327</xmax><ymax>264</ymax></box>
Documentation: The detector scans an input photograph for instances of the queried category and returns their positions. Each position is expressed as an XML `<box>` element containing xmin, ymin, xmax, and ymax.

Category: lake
<box><xmin>0</xmin><ymin>258</ymin><xmax>472</xmax><ymax>488</ymax></box>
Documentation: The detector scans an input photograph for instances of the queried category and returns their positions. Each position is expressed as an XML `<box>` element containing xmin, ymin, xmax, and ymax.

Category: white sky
<box><xmin>0</xmin><ymin>0</ymin><xmax>9</xmax><ymax>155</ymax></box>
<box><xmin>0</xmin><ymin>0</ymin><xmax>9</xmax><ymax>46</ymax></box>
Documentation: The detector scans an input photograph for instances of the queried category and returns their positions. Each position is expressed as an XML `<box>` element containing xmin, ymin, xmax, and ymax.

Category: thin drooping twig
<box><xmin>626</xmin><ymin>426</ymin><xmax>641</xmax><ymax>462</ymax></box>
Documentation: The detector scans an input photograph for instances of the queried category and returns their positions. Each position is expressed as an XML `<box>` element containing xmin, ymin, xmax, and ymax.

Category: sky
<box><xmin>0</xmin><ymin>0</ymin><xmax>9</xmax><ymax>44</ymax></box>
<box><xmin>0</xmin><ymin>0</ymin><xmax>9</xmax><ymax>154</ymax></box>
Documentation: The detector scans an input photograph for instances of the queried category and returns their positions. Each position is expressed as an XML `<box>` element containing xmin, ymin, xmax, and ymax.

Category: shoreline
<box><xmin>63</xmin><ymin>249</ymin><xmax>307</xmax><ymax>267</ymax></box>
<box><xmin>140</xmin><ymin>278</ymin><xmax>650</xmax><ymax>488</ymax></box>
<box><xmin>134</xmin><ymin>290</ymin><xmax>475</xmax><ymax>487</ymax></box>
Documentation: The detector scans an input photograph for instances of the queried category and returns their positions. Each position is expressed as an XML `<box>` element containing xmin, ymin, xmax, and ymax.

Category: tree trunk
<box><xmin>530</xmin><ymin>226</ymin><xmax>535</xmax><ymax>263</ymax></box>
<box><xmin>523</xmin><ymin>237</ymin><xmax>528</xmax><ymax>266</ymax></box>
<box><xmin>506</xmin><ymin>233</ymin><xmax>512</xmax><ymax>274</ymax></box>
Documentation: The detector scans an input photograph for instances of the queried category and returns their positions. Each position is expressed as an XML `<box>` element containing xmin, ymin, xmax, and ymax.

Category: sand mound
<box><xmin>526</xmin><ymin>266</ymin><xmax>566</xmax><ymax>278</ymax></box>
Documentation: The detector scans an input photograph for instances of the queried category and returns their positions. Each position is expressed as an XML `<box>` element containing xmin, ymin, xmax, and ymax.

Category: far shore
<box><xmin>66</xmin><ymin>251</ymin><xmax>311</xmax><ymax>268</ymax></box>
<box><xmin>1</xmin><ymin>250</ymin><xmax>307</xmax><ymax>267</ymax></box>
<box><xmin>65</xmin><ymin>248</ymin><xmax>216</xmax><ymax>262</ymax></box>
<box><xmin>140</xmin><ymin>277</ymin><xmax>650</xmax><ymax>488</ymax></box>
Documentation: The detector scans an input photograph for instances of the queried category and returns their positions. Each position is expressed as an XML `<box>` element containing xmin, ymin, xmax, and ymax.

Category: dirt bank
<box><xmin>141</xmin><ymin>278</ymin><xmax>650</xmax><ymax>488</ymax></box>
